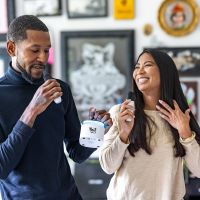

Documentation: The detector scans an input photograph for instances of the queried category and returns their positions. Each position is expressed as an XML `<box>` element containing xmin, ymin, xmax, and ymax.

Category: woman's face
<box><xmin>133</xmin><ymin>52</ymin><xmax>161</xmax><ymax>95</ymax></box>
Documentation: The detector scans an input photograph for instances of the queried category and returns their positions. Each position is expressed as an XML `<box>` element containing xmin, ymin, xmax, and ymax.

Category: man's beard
<box><xmin>16</xmin><ymin>60</ymin><xmax>45</xmax><ymax>85</ymax></box>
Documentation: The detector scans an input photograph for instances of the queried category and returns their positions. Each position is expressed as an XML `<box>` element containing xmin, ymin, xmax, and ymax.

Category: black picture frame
<box><xmin>152</xmin><ymin>47</ymin><xmax>200</xmax><ymax>76</ymax></box>
<box><xmin>23</xmin><ymin>0</ymin><xmax>62</xmax><ymax>16</ymax></box>
<box><xmin>61</xmin><ymin>30</ymin><xmax>134</xmax><ymax>120</ymax></box>
<box><xmin>66</xmin><ymin>0</ymin><xmax>108</xmax><ymax>19</ymax></box>
<box><xmin>0</xmin><ymin>0</ymin><xmax>15</xmax><ymax>41</ymax></box>
<box><xmin>0</xmin><ymin>47</ymin><xmax>10</xmax><ymax>77</ymax></box>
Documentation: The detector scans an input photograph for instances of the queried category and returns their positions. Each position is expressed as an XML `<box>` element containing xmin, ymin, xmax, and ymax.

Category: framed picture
<box><xmin>66</xmin><ymin>0</ymin><xmax>108</xmax><ymax>18</ymax></box>
<box><xmin>0</xmin><ymin>0</ymin><xmax>15</xmax><ymax>41</ymax></box>
<box><xmin>153</xmin><ymin>47</ymin><xmax>200</xmax><ymax>77</ymax></box>
<box><xmin>61</xmin><ymin>30</ymin><xmax>134</xmax><ymax>120</ymax></box>
<box><xmin>0</xmin><ymin>47</ymin><xmax>10</xmax><ymax>78</ymax></box>
<box><xmin>23</xmin><ymin>0</ymin><xmax>62</xmax><ymax>16</ymax></box>
<box><xmin>158</xmin><ymin>0</ymin><xmax>199</xmax><ymax>36</ymax></box>
<box><xmin>114</xmin><ymin>0</ymin><xmax>134</xmax><ymax>20</ymax></box>
<box><xmin>180</xmin><ymin>81</ymin><xmax>198</xmax><ymax>119</ymax></box>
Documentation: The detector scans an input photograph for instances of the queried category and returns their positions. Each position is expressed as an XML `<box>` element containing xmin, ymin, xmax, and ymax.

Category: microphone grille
<box><xmin>43</xmin><ymin>71</ymin><xmax>52</xmax><ymax>81</ymax></box>
<box><xmin>127</xmin><ymin>91</ymin><xmax>135</xmax><ymax>101</ymax></box>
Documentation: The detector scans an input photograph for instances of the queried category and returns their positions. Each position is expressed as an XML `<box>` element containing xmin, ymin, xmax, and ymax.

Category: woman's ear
<box><xmin>7</xmin><ymin>40</ymin><xmax>16</xmax><ymax>57</ymax></box>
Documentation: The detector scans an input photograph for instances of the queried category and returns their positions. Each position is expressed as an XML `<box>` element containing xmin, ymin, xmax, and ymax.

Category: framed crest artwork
<box><xmin>158</xmin><ymin>0</ymin><xmax>199</xmax><ymax>36</ymax></box>
<box><xmin>61</xmin><ymin>30</ymin><xmax>134</xmax><ymax>120</ymax></box>
<box><xmin>0</xmin><ymin>0</ymin><xmax>15</xmax><ymax>41</ymax></box>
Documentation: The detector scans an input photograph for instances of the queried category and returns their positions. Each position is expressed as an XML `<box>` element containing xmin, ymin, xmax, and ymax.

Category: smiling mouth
<box><xmin>138</xmin><ymin>77</ymin><xmax>149</xmax><ymax>84</ymax></box>
<box><xmin>32</xmin><ymin>65</ymin><xmax>45</xmax><ymax>70</ymax></box>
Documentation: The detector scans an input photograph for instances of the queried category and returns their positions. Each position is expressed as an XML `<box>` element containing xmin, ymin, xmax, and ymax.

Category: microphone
<box><xmin>43</xmin><ymin>71</ymin><xmax>62</xmax><ymax>104</ymax></box>
<box><xmin>126</xmin><ymin>91</ymin><xmax>135</xmax><ymax>122</ymax></box>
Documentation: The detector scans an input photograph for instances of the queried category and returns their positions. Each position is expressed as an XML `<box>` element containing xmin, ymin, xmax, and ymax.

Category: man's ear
<box><xmin>7</xmin><ymin>40</ymin><xmax>16</xmax><ymax>57</ymax></box>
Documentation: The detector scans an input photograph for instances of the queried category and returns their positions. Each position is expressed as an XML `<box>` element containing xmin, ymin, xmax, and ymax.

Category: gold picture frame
<box><xmin>158</xmin><ymin>0</ymin><xmax>199</xmax><ymax>36</ymax></box>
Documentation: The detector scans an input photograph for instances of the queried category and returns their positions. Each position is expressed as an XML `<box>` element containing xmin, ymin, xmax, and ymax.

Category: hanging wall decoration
<box><xmin>158</xmin><ymin>0</ymin><xmax>199</xmax><ymax>36</ymax></box>
<box><xmin>114</xmin><ymin>0</ymin><xmax>134</xmax><ymax>19</ymax></box>
<box><xmin>67</xmin><ymin>0</ymin><xmax>108</xmax><ymax>18</ymax></box>
<box><xmin>151</xmin><ymin>47</ymin><xmax>200</xmax><ymax>77</ymax></box>
<box><xmin>23</xmin><ymin>0</ymin><xmax>62</xmax><ymax>16</ymax></box>
<box><xmin>0</xmin><ymin>47</ymin><xmax>10</xmax><ymax>77</ymax></box>
<box><xmin>61</xmin><ymin>30</ymin><xmax>134</xmax><ymax>121</ymax></box>
<box><xmin>0</xmin><ymin>0</ymin><xmax>15</xmax><ymax>41</ymax></box>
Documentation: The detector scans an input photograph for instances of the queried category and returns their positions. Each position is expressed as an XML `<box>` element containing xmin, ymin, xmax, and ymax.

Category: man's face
<box><xmin>15</xmin><ymin>30</ymin><xmax>51</xmax><ymax>79</ymax></box>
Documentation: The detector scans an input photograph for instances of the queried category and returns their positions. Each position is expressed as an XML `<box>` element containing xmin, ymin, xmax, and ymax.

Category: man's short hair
<box><xmin>7</xmin><ymin>15</ymin><xmax>49</xmax><ymax>42</ymax></box>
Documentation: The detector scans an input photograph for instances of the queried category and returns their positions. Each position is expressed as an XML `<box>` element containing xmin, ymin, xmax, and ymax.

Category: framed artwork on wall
<box><xmin>0</xmin><ymin>47</ymin><xmax>10</xmax><ymax>78</ymax></box>
<box><xmin>66</xmin><ymin>0</ymin><xmax>108</xmax><ymax>18</ymax></box>
<box><xmin>180</xmin><ymin>80</ymin><xmax>198</xmax><ymax>120</ymax></box>
<box><xmin>114</xmin><ymin>0</ymin><xmax>134</xmax><ymax>20</ymax></box>
<box><xmin>152</xmin><ymin>47</ymin><xmax>200</xmax><ymax>77</ymax></box>
<box><xmin>158</xmin><ymin>0</ymin><xmax>199</xmax><ymax>36</ymax></box>
<box><xmin>61</xmin><ymin>30</ymin><xmax>134</xmax><ymax>120</ymax></box>
<box><xmin>23</xmin><ymin>0</ymin><xmax>62</xmax><ymax>16</ymax></box>
<box><xmin>0</xmin><ymin>0</ymin><xmax>15</xmax><ymax>41</ymax></box>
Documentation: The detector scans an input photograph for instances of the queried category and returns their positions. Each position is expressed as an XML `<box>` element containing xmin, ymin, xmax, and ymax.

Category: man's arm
<box><xmin>0</xmin><ymin>79</ymin><xmax>62</xmax><ymax>178</ymax></box>
<box><xmin>63</xmin><ymin>85</ymin><xmax>112</xmax><ymax>163</ymax></box>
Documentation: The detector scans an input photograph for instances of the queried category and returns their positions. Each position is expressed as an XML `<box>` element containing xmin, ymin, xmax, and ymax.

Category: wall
<box><xmin>12</xmin><ymin>0</ymin><xmax>200</xmax><ymax>123</ymax></box>
<box><xmin>15</xmin><ymin>0</ymin><xmax>200</xmax><ymax>75</ymax></box>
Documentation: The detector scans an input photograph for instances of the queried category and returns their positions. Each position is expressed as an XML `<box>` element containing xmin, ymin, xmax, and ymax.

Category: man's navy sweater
<box><xmin>0</xmin><ymin>66</ymin><xmax>95</xmax><ymax>199</ymax></box>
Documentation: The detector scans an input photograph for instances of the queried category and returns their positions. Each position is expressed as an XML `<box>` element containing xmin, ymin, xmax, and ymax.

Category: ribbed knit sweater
<box><xmin>99</xmin><ymin>104</ymin><xmax>200</xmax><ymax>200</ymax></box>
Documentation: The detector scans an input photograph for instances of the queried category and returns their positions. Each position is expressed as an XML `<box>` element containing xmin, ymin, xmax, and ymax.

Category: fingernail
<box><xmin>104</xmin><ymin>122</ymin><xmax>110</xmax><ymax>128</ymax></box>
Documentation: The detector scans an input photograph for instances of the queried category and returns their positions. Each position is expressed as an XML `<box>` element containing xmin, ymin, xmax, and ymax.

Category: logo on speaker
<box><xmin>89</xmin><ymin>127</ymin><xmax>96</xmax><ymax>134</ymax></box>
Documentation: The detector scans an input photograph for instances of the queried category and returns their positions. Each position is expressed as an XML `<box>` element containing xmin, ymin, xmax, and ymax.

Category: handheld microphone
<box><xmin>126</xmin><ymin>91</ymin><xmax>135</xmax><ymax>122</ymax></box>
<box><xmin>43</xmin><ymin>71</ymin><xmax>62</xmax><ymax>104</ymax></box>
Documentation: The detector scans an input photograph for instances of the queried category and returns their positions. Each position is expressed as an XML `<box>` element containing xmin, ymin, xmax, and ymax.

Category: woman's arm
<box><xmin>99</xmin><ymin>104</ymin><xmax>130</xmax><ymax>174</ymax></box>
<box><xmin>181</xmin><ymin>135</ymin><xmax>200</xmax><ymax>178</ymax></box>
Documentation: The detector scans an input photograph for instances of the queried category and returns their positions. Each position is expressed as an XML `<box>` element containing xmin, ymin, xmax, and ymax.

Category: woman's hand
<box><xmin>156</xmin><ymin>100</ymin><xmax>192</xmax><ymax>139</ymax></box>
<box><xmin>118</xmin><ymin>100</ymin><xmax>135</xmax><ymax>143</ymax></box>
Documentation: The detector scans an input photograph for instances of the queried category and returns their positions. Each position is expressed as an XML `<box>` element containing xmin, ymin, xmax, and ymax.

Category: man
<box><xmin>0</xmin><ymin>15</ymin><xmax>112</xmax><ymax>199</ymax></box>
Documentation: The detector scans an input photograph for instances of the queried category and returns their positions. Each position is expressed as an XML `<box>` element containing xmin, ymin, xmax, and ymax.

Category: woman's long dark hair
<box><xmin>128</xmin><ymin>49</ymin><xmax>200</xmax><ymax>157</ymax></box>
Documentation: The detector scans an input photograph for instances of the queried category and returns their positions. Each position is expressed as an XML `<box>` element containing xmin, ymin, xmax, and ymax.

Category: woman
<box><xmin>99</xmin><ymin>49</ymin><xmax>200</xmax><ymax>200</ymax></box>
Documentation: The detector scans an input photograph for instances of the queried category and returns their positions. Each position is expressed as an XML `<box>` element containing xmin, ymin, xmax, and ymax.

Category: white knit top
<box><xmin>99</xmin><ymin>104</ymin><xmax>200</xmax><ymax>200</ymax></box>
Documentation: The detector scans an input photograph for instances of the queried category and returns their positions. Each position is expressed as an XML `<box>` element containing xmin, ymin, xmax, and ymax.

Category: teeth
<box><xmin>34</xmin><ymin>66</ymin><xmax>43</xmax><ymax>69</ymax></box>
<box><xmin>138</xmin><ymin>78</ymin><xmax>148</xmax><ymax>83</ymax></box>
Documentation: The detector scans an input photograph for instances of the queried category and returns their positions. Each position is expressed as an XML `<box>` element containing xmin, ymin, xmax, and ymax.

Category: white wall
<box><xmin>13</xmin><ymin>0</ymin><xmax>200</xmax><ymax>122</ymax></box>
<box><xmin>15</xmin><ymin>0</ymin><xmax>200</xmax><ymax>77</ymax></box>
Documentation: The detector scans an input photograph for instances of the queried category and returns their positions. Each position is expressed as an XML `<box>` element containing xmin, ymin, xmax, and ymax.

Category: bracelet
<box><xmin>179</xmin><ymin>132</ymin><xmax>196</xmax><ymax>143</ymax></box>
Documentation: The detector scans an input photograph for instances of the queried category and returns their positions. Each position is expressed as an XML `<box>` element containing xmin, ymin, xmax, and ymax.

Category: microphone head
<box><xmin>127</xmin><ymin>91</ymin><xmax>135</xmax><ymax>101</ymax></box>
<box><xmin>43</xmin><ymin>70</ymin><xmax>52</xmax><ymax>81</ymax></box>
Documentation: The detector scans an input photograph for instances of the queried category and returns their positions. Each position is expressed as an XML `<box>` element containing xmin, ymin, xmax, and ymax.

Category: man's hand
<box><xmin>89</xmin><ymin>107</ymin><xmax>113</xmax><ymax>128</ymax></box>
<box><xmin>20</xmin><ymin>79</ymin><xmax>62</xmax><ymax>127</ymax></box>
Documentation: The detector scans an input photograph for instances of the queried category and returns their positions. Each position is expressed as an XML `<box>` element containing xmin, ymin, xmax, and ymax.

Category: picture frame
<box><xmin>61</xmin><ymin>30</ymin><xmax>134</xmax><ymax>120</ymax></box>
<box><xmin>23</xmin><ymin>0</ymin><xmax>62</xmax><ymax>16</ymax></box>
<box><xmin>158</xmin><ymin>0</ymin><xmax>199</xmax><ymax>36</ymax></box>
<box><xmin>66</xmin><ymin>0</ymin><xmax>108</xmax><ymax>18</ymax></box>
<box><xmin>152</xmin><ymin>47</ymin><xmax>200</xmax><ymax>77</ymax></box>
<box><xmin>0</xmin><ymin>47</ymin><xmax>10</xmax><ymax>77</ymax></box>
<box><xmin>114</xmin><ymin>0</ymin><xmax>134</xmax><ymax>20</ymax></box>
<box><xmin>0</xmin><ymin>0</ymin><xmax>15</xmax><ymax>41</ymax></box>
<box><xmin>180</xmin><ymin>80</ymin><xmax>198</xmax><ymax>119</ymax></box>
